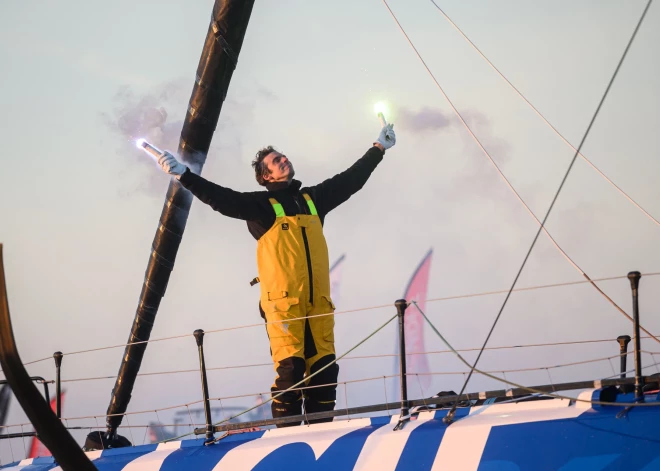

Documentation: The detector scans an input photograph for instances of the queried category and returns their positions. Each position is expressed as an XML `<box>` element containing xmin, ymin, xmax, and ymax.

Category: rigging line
<box><xmin>426</xmin><ymin>272</ymin><xmax>660</xmax><ymax>303</ymax></box>
<box><xmin>412</xmin><ymin>301</ymin><xmax>660</xmax><ymax>409</ymax></box>
<box><xmin>21</xmin><ymin>269</ymin><xmax>660</xmax><ymax>367</ymax></box>
<box><xmin>205</xmin><ymin>304</ymin><xmax>392</xmax><ymax>335</ymax></box>
<box><xmin>349</xmin><ymin>339</ymin><xmax>658</xmax><ymax>357</ymax></box>
<box><xmin>208</xmin><ymin>375</ymin><xmax>400</xmax><ymax>403</ymax></box>
<box><xmin>63</xmin><ymin>399</ymin><xmax>205</xmax><ymax>422</ymax></box>
<box><xmin>440</xmin><ymin>0</ymin><xmax>652</xmax><ymax>420</ymax></box>
<box><xmin>602</xmin><ymin>358</ymin><xmax>660</xmax><ymax>380</ymax></box>
<box><xmin>162</xmin><ymin>313</ymin><xmax>398</xmax><ymax>443</ymax></box>
<box><xmin>401</xmin><ymin>362</ymin><xmax>660</xmax><ymax>387</ymax></box>
<box><xmin>49</xmin><ymin>333</ymin><xmax>195</xmax><ymax>361</ymax></box>
<box><xmin>204</xmin><ymin>313</ymin><xmax>397</xmax><ymax>436</ymax></box>
<box><xmin>54</xmin><ymin>354</ymin><xmax>654</xmax><ymax>434</ymax></box>
<box><xmin>20</xmin><ymin>271</ymin><xmax>660</xmax><ymax>367</ymax></box>
<box><xmin>57</xmin><ymin>339</ymin><xmax>631</xmax><ymax>384</ymax></box>
<box><xmin>51</xmin><ymin>376</ymin><xmax>395</xmax><ymax>430</ymax></box>
<box><xmin>409</xmin><ymin>351</ymin><xmax>625</xmax><ymax>375</ymax></box>
<box><xmin>52</xmin><ymin>339</ymin><xmax>660</xmax><ymax>385</ymax></box>
<box><xmin>429</xmin><ymin>0</ymin><xmax>660</xmax><ymax>228</ymax></box>
<box><xmin>382</xmin><ymin>0</ymin><xmax>660</xmax><ymax>345</ymax></box>
<box><xmin>21</xmin><ymin>302</ymin><xmax>393</xmax><ymax>365</ymax></box>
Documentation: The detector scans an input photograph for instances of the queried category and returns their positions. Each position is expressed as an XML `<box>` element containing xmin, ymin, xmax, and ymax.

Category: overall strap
<box><xmin>269</xmin><ymin>198</ymin><xmax>285</xmax><ymax>218</ymax></box>
<box><xmin>302</xmin><ymin>193</ymin><xmax>318</xmax><ymax>216</ymax></box>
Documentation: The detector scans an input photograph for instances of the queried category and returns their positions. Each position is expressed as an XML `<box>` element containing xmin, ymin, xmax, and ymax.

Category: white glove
<box><xmin>157</xmin><ymin>151</ymin><xmax>187</xmax><ymax>176</ymax></box>
<box><xmin>375</xmin><ymin>123</ymin><xmax>396</xmax><ymax>150</ymax></box>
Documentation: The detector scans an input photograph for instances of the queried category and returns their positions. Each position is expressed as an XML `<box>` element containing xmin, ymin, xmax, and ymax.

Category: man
<box><xmin>156</xmin><ymin>124</ymin><xmax>396</xmax><ymax>425</ymax></box>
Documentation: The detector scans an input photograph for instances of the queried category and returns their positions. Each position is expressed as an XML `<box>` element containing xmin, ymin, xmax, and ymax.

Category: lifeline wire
<box><xmin>13</xmin><ymin>357</ymin><xmax>660</xmax><ymax>433</ymax></box>
<box><xmin>62</xmin><ymin>348</ymin><xmax>652</xmax><ymax>416</ymax></box>
<box><xmin>22</xmin><ymin>356</ymin><xmax>660</xmax><ymax>437</ymax></box>
<box><xmin>21</xmin><ymin>302</ymin><xmax>393</xmax><ymax>366</ymax></box>
<box><xmin>60</xmin><ymin>344</ymin><xmax>629</xmax><ymax>414</ymax></box>
<box><xmin>21</xmin><ymin>271</ymin><xmax>660</xmax><ymax>367</ymax></box>
<box><xmin>59</xmin><ymin>342</ymin><xmax>645</xmax><ymax>385</ymax></box>
<box><xmin>442</xmin><ymin>0</ymin><xmax>653</xmax><ymax>421</ymax></box>
<box><xmin>381</xmin><ymin>0</ymin><xmax>660</xmax><ymax>347</ymax></box>
<box><xmin>425</xmin><ymin>272</ymin><xmax>660</xmax><ymax>304</ymax></box>
<box><xmin>429</xmin><ymin>0</ymin><xmax>660</xmax><ymax>228</ymax></box>
<box><xmin>412</xmin><ymin>301</ymin><xmax>660</xmax><ymax>409</ymax></box>
<box><xmin>162</xmin><ymin>312</ymin><xmax>398</xmax><ymax>443</ymax></box>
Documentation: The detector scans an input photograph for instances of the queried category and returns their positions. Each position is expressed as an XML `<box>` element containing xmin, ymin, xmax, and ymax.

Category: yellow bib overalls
<box><xmin>257</xmin><ymin>193</ymin><xmax>338</xmax><ymax>424</ymax></box>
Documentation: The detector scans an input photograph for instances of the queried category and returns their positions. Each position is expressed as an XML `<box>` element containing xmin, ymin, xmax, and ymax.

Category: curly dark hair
<box><xmin>252</xmin><ymin>146</ymin><xmax>277</xmax><ymax>186</ymax></box>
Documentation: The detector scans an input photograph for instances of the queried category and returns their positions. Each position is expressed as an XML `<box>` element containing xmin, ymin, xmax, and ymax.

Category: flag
<box><xmin>402</xmin><ymin>249</ymin><xmax>433</xmax><ymax>389</ymax></box>
<box><xmin>28</xmin><ymin>391</ymin><xmax>65</xmax><ymax>458</ymax></box>
<box><xmin>392</xmin><ymin>249</ymin><xmax>433</xmax><ymax>400</ymax></box>
<box><xmin>329</xmin><ymin>254</ymin><xmax>346</xmax><ymax>307</ymax></box>
<box><xmin>0</xmin><ymin>385</ymin><xmax>10</xmax><ymax>429</ymax></box>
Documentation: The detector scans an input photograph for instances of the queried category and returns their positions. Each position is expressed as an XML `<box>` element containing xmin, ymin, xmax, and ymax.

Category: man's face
<box><xmin>262</xmin><ymin>151</ymin><xmax>294</xmax><ymax>183</ymax></box>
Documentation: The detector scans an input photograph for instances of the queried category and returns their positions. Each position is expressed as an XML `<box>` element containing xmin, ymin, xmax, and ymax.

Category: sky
<box><xmin>1</xmin><ymin>0</ymin><xmax>660</xmax><ymax>460</ymax></box>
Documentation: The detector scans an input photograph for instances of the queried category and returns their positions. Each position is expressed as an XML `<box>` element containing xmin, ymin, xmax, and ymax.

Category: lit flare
<box><xmin>135</xmin><ymin>139</ymin><xmax>163</xmax><ymax>160</ymax></box>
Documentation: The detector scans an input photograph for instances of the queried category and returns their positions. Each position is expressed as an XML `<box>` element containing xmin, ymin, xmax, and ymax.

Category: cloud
<box><xmin>103</xmin><ymin>81</ymin><xmax>277</xmax><ymax>197</ymax></box>
<box><xmin>397</xmin><ymin>106</ymin><xmax>452</xmax><ymax>132</ymax></box>
<box><xmin>429</xmin><ymin>109</ymin><xmax>513</xmax><ymax>202</ymax></box>
<box><xmin>101</xmin><ymin>81</ymin><xmax>188</xmax><ymax>196</ymax></box>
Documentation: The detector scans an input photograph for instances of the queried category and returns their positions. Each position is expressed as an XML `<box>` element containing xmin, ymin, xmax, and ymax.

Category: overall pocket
<box><xmin>264</xmin><ymin>296</ymin><xmax>303</xmax><ymax>348</ymax></box>
<box><xmin>320</xmin><ymin>295</ymin><xmax>336</xmax><ymax>343</ymax></box>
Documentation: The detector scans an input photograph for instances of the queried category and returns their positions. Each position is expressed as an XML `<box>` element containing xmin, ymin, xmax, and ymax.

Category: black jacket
<box><xmin>178</xmin><ymin>146</ymin><xmax>384</xmax><ymax>240</ymax></box>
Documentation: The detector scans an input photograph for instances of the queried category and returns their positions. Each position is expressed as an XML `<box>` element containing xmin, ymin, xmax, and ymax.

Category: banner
<box><xmin>0</xmin><ymin>385</ymin><xmax>10</xmax><ymax>429</ymax></box>
<box><xmin>28</xmin><ymin>392</ymin><xmax>64</xmax><ymax>458</ymax></box>
<box><xmin>402</xmin><ymin>249</ymin><xmax>433</xmax><ymax>389</ymax></box>
<box><xmin>329</xmin><ymin>254</ymin><xmax>346</xmax><ymax>307</ymax></box>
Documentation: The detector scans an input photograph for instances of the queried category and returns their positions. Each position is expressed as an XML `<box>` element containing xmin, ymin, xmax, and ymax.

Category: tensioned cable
<box><xmin>426</xmin><ymin>272</ymin><xmax>660</xmax><ymax>303</ymax></box>
<box><xmin>161</xmin><ymin>312</ymin><xmax>398</xmax><ymax>443</ymax></box>
<box><xmin>52</xmin><ymin>349</ymin><xmax>660</xmax><ymax>428</ymax></box>
<box><xmin>56</xmin><ymin>399</ymin><xmax>205</xmax><ymax>425</ymax></box>
<box><xmin>21</xmin><ymin>302</ymin><xmax>394</xmax><ymax>366</ymax></box>
<box><xmin>22</xmin><ymin>271</ymin><xmax>660</xmax><ymax>368</ymax></box>
<box><xmin>56</xmin><ymin>325</ymin><xmax>660</xmax><ymax>430</ymax></box>
<box><xmin>405</xmin><ymin>357</ymin><xmax>660</xmax><ymax>388</ymax></box>
<box><xmin>419</xmin><ymin>0</ymin><xmax>652</xmax><ymax>421</ymax></box>
<box><xmin>15</xmin><ymin>359</ymin><xmax>660</xmax><ymax>435</ymax></box>
<box><xmin>13</xmin><ymin>356</ymin><xmax>660</xmax><ymax>433</ymax></box>
<box><xmin>429</xmin><ymin>0</ymin><xmax>660</xmax><ymax>228</ymax></box>
<box><xmin>10</xmin><ymin>359</ymin><xmax>660</xmax><ymax>436</ymax></box>
<box><xmin>412</xmin><ymin>302</ymin><xmax>660</xmax><ymax>412</ymax></box>
<box><xmin>69</xmin><ymin>347</ymin><xmax>621</xmax><ymax>405</ymax></box>
<box><xmin>58</xmin><ymin>376</ymin><xmax>390</xmax><ymax>424</ymax></box>
<box><xmin>381</xmin><ymin>0</ymin><xmax>660</xmax><ymax>347</ymax></box>
<box><xmin>410</xmin><ymin>352</ymin><xmax>626</xmax><ymax>376</ymax></box>
<box><xmin>59</xmin><ymin>339</ymin><xmax>659</xmax><ymax>384</ymax></box>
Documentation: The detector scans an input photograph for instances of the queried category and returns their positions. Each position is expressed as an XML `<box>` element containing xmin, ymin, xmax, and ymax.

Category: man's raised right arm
<box><xmin>158</xmin><ymin>152</ymin><xmax>264</xmax><ymax>221</ymax></box>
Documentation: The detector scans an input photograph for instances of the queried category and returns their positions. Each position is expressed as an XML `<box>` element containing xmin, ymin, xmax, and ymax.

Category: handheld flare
<box><xmin>135</xmin><ymin>139</ymin><xmax>163</xmax><ymax>161</ymax></box>
<box><xmin>374</xmin><ymin>102</ymin><xmax>388</xmax><ymax>127</ymax></box>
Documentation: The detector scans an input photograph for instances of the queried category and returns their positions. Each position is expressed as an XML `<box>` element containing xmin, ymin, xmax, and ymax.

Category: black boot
<box><xmin>271</xmin><ymin>399</ymin><xmax>302</xmax><ymax>428</ymax></box>
<box><xmin>304</xmin><ymin>398</ymin><xmax>335</xmax><ymax>424</ymax></box>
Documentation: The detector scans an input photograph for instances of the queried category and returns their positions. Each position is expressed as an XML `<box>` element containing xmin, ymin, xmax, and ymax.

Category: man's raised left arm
<box><xmin>310</xmin><ymin>124</ymin><xmax>396</xmax><ymax>217</ymax></box>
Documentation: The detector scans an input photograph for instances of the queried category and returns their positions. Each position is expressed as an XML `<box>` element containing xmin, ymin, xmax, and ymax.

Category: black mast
<box><xmin>105</xmin><ymin>0</ymin><xmax>255</xmax><ymax>440</ymax></box>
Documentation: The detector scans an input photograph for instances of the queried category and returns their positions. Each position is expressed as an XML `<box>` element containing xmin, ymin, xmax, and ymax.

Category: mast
<box><xmin>105</xmin><ymin>0</ymin><xmax>255</xmax><ymax>440</ymax></box>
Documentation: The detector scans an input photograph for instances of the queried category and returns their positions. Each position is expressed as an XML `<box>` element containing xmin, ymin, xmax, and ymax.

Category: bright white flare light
<box><xmin>135</xmin><ymin>138</ymin><xmax>163</xmax><ymax>161</ymax></box>
<box><xmin>374</xmin><ymin>102</ymin><xmax>387</xmax><ymax>115</ymax></box>
<box><xmin>374</xmin><ymin>102</ymin><xmax>388</xmax><ymax>127</ymax></box>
